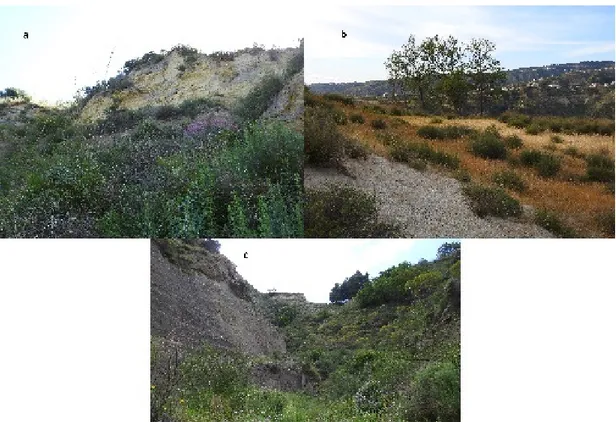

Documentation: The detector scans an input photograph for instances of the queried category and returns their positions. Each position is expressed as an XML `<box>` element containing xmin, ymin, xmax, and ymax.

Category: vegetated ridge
<box><xmin>0</xmin><ymin>41</ymin><xmax>304</xmax><ymax>238</ymax></box>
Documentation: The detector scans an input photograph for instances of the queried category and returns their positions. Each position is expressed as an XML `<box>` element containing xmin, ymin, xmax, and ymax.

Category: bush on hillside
<box><xmin>463</xmin><ymin>184</ymin><xmax>522</xmax><ymax>218</ymax></box>
<box><xmin>371</xmin><ymin>119</ymin><xmax>387</xmax><ymax>130</ymax></box>
<box><xmin>470</xmin><ymin>134</ymin><xmax>507</xmax><ymax>160</ymax></box>
<box><xmin>305</xmin><ymin>107</ymin><xmax>345</xmax><ymax>167</ymax></box>
<box><xmin>235</xmin><ymin>74</ymin><xmax>284</xmax><ymax>121</ymax></box>
<box><xmin>304</xmin><ymin>186</ymin><xmax>400</xmax><ymax>238</ymax></box>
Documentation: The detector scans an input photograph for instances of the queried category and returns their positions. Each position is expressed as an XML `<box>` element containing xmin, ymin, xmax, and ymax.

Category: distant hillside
<box><xmin>308</xmin><ymin>60</ymin><xmax>614</xmax><ymax>117</ymax></box>
<box><xmin>505</xmin><ymin>61</ymin><xmax>615</xmax><ymax>84</ymax></box>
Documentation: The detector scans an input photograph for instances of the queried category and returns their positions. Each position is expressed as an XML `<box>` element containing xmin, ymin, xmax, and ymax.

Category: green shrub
<box><xmin>454</xmin><ymin>169</ymin><xmax>472</xmax><ymax>183</ymax></box>
<box><xmin>95</xmin><ymin>108</ymin><xmax>143</xmax><ymax>134</ymax></box>
<box><xmin>550</xmin><ymin>135</ymin><xmax>565</xmax><ymax>144</ymax></box>
<box><xmin>154</xmin><ymin>104</ymin><xmax>176</xmax><ymax>120</ymax></box>
<box><xmin>492</xmin><ymin>169</ymin><xmax>526</xmax><ymax>192</ymax></box>
<box><xmin>390</xmin><ymin>108</ymin><xmax>403</xmax><ymax>116</ymax></box>
<box><xmin>122</xmin><ymin>51</ymin><xmax>165</xmax><ymax>74</ymax></box>
<box><xmin>332</xmin><ymin>109</ymin><xmax>348</xmax><ymax>125</ymax></box>
<box><xmin>371</xmin><ymin>119</ymin><xmax>387</xmax><ymax>130</ymax></box>
<box><xmin>305</xmin><ymin>186</ymin><xmax>400</xmax><ymax>237</ymax></box>
<box><xmin>525</xmin><ymin>123</ymin><xmax>544</xmax><ymax>135</ymax></box>
<box><xmin>536</xmin><ymin>153</ymin><xmax>561</xmax><ymax>178</ymax></box>
<box><xmin>519</xmin><ymin>149</ymin><xmax>543</xmax><ymax>166</ymax></box>
<box><xmin>390</xmin><ymin>142</ymin><xmax>459</xmax><ymax>169</ymax></box>
<box><xmin>417</xmin><ymin>124</ymin><xmax>476</xmax><ymax>140</ymax></box>
<box><xmin>344</xmin><ymin>138</ymin><xmax>369</xmax><ymax>159</ymax></box>
<box><xmin>404</xmin><ymin>361</ymin><xmax>460</xmax><ymax>422</ymax></box>
<box><xmin>284</xmin><ymin>42</ymin><xmax>304</xmax><ymax>79</ymax></box>
<box><xmin>585</xmin><ymin>153</ymin><xmax>614</xmax><ymax>183</ymax></box>
<box><xmin>177</xmin><ymin>97</ymin><xmax>219</xmax><ymax>118</ymax></box>
<box><xmin>564</xmin><ymin>146</ymin><xmax>584</xmax><ymax>158</ymax></box>
<box><xmin>305</xmin><ymin>107</ymin><xmax>345</xmax><ymax>167</ymax></box>
<box><xmin>596</xmin><ymin>210</ymin><xmax>615</xmax><ymax>237</ymax></box>
<box><xmin>534</xmin><ymin>209</ymin><xmax>576</xmax><ymax>238</ymax></box>
<box><xmin>506</xmin><ymin>113</ymin><xmax>532</xmax><ymax>128</ymax></box>
<box><xmin>323</xmin><ymin>93</ymin><xmax>355</xmax><ymax>106</ymax></box>
<box><xmin>349</xmin><ymin>113</ymin><xmax>365</xmax><ymax>124</ymax></box>
<box><xmin>417</xmin><ymin>125</ymin><xmax>444</xmax><ymax>140</ymax></box>
<box><xmin>235</xmin><ymin>74</ymin><xmax>284</xmax><ymax>121</ymax></box>
<box><xmin>364</xmin><ymin>105</ymin><xmax>387</xmax><ymax>115</ymax></box>
<box><xmin>470</xmin><ymin>133</ymin><xmax>507</xmax><ymax>160</ymax></box>
<box><xmin>504</xmin><ymin>134</ymin><xmax>524</xmax><ymax>149</ymax></box>
<box><xmin>463</xmin><ymin>184</ymin><xmax>522</xmax><ymax>218</ymax></box>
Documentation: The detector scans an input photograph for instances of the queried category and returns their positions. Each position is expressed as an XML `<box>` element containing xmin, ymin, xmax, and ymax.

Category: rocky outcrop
<box><xmin>151</xmin><ymin>239</ymin><xmax>286</xmax><ymax>356</ymax></box>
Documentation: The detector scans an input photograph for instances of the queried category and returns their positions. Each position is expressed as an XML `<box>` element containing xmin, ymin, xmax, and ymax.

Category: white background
<box><xmin>0</xmin><ymin>239</ymin><xmax>614</xmax><ymax>421</ymax></box>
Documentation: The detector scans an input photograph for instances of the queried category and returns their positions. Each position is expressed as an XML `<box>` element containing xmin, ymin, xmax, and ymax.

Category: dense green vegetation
<box><xmin>152</xmin><ymin>242</ymin><xmax>461</xmax><ymax>422</ymax></box>
<box><xmin>0</xmin><ymin>43</ymin><xmax>304</xmax><ymax>237</ymax></box>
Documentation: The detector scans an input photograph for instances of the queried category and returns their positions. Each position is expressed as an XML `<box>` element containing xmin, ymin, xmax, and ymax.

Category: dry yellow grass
<box><xmin>331</xmin><ymin>101</ymin><xmax>614</xmax><ymax>237</ymax></box>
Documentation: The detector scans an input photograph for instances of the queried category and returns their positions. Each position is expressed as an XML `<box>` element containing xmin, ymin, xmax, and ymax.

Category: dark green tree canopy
<box><xmin>329</xmin><ymin>270</ymin><xmax>370</xmax><ymax>304</ymax></box>
<box><xmin>437</xmin><ymin>242</ymin><xmax>461</xmax><ymax>260</ymax></box>
<box><xmin>385</xmin><ymin>34</ymin><xmax>505</xmax><ymax>115</ymax></box>
<box><xmin>201</xmin><ymin>238</ymin><xmax>221</xmax><ymax>253</ymax></box>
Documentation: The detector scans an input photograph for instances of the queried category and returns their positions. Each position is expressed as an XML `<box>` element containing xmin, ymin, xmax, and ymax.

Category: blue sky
<box><xmin>218</xmin><ymin>239</ymin><xmax>459</xmax><ymax>303</ymax></box>
<box><xmin>305</xmin><ymin>5</ymin><xmax>615</xmax><ymax>84</ymax></box>
<box><xmin>0</xmin><ymin>3</ymin><xmax>303</xmax><ymax>105</ymax></box>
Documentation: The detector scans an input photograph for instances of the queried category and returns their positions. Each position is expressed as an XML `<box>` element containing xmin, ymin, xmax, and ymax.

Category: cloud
<box><xmin>566</xmin><ymin>42</ymin><xmax>616</xmax><ymax>57</ymax></box>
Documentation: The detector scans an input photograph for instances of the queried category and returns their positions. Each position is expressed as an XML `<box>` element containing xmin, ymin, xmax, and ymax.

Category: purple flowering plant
<box><xmin>183</xmin><ymin>111</ymin><xmax>239</xmax><ymax>141</ymax></box>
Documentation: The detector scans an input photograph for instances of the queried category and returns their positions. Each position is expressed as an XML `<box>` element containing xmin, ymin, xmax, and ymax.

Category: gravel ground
<box><xmin>305</xmin><ymin>154</ymin><xmax>554</xmax><ymax>238</ymax></box>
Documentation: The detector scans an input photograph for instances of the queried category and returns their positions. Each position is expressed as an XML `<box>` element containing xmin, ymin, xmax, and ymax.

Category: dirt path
<box><xmin>305</xmin><ymin>154</ymin><xmax>554</xmax><ymax>238</ymax></box>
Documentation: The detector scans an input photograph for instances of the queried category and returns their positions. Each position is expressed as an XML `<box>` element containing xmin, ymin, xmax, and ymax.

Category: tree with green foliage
<box><xmin>437</xmin><ymin>242</ymin><xmax>461</xmax><ymax>259</ymax></box>
<box><xmin>466</xmin><ymin>38</ymin><xmax>506</xmax><ymax>115</ymax></box>
<box><xmin>330</xmin><ymin>270</ymin><xmax>370</xmax><ymax>304</ymax></box>
<box><xmin>385</xmin><ymin>35</ymin><xmax>432</xmax><ymax>110</ymax></box>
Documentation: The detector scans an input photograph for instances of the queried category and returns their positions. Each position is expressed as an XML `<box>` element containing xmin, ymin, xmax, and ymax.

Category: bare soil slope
<box><xmin>151</xmin><ymin>239</ymin><xmax>286</xmax><ymax>356</ymax></box>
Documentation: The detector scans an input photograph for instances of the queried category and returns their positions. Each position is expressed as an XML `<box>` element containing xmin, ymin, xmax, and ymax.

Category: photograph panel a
<box><xmin>304</xmin><ymin>5</ymin><xmax>615</xmax><ymax>238</ymax></box>
<box><xmin>0</xmin><ymin>4</ymin><xmax>303</xmax><ymax>238</ymax></box>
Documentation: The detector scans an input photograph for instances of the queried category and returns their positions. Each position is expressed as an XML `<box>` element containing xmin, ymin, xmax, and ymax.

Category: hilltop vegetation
<box><xmin>151</xmin><ymin>241</ymin><xmax>461</xmax><ymax>422</ymax></box>
<box><xmin>0</xmin><ymin>42</ymin><xmax>304</xmax><ymax>237</ymax></box>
